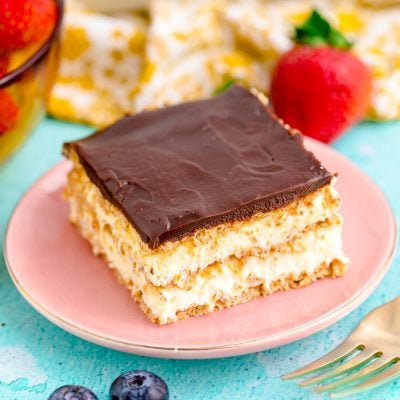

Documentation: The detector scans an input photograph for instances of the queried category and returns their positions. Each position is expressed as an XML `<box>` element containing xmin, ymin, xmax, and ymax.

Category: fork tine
<box><xmin>330</xmin><ymin>360</ymin><xmax>400</xmax><ymax>398</ymax></box>
<box><xmin>300</xmin><ymin>350</ymin><xmax>378</xmax><ymax>387</ymax></box>
<box><xmin>315</xmin><ymin>356</ymin><xmax>395</xmax><ymax>393</ymax></box>
<box><xmin>282</xmin><ymin>342</ymin><xmax>360</xmax><ymax>380</ymax></box>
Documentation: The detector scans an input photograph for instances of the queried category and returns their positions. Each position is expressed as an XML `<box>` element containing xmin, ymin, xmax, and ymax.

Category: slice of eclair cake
<box><xmin>63</xmin><ymin>85</ymin><xmax>348</xmax><ymax>324</ymax></box>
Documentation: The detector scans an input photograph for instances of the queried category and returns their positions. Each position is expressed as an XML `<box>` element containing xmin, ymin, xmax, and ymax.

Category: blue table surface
<box><xmin>1</xmin><ymin>117</ymin><xmax>399</xmax><ymax>400</ymax></box>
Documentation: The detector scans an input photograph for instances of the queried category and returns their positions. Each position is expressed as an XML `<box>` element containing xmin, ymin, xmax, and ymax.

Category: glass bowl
<box><xmin>0</xmin><ymin>0</ymin><xmax>64</xmax><ymax>165</ymax></box>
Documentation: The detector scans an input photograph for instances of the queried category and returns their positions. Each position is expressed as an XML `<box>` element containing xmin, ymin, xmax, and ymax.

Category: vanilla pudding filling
<box><xmin>135</xmin><ymin>216</ymin><xmax>347</xmax><ymax>324</ymax></box>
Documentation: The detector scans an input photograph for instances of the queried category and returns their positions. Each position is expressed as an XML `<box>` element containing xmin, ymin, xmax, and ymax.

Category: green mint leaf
<box><xmin>214</xmin><ymin>78</ymin><xmax>236</xmax><ymax>95</ymax></box>
<box><xmin>294</xmin><ymin>9</ymin><xmax>353</xmax><ymax>49</ymax></box>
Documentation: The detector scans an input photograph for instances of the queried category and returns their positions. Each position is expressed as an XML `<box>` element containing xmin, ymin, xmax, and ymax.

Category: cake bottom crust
<box><xmin>127</xmin><ymin>259</ymin><xmax>346</xmax><ymax>325</ymax></box>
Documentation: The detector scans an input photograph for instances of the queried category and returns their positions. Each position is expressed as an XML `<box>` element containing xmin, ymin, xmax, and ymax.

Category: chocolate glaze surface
<box><xmin>64</xmin><ymin>86</ymin><xmax>332</xmax><ymax>249</ymax></box>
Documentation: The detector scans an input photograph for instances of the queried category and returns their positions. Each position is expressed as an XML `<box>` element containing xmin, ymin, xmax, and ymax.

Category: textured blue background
<box><xmin>0</xmin><ymin>118</ymin><xmax>399</xmax><ymax>400</ymax></box>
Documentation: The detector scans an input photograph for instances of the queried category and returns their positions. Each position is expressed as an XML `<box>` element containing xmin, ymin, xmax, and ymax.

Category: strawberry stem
<box><xmin>294</xmin><ymin>10</ymin><xmax>352</xmax><ymax>49</ymax></box>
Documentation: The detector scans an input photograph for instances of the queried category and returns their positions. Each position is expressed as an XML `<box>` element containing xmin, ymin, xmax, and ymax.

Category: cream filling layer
<box><xmin>139</xmin><ymin>218</ymin><xmax>347</xmax><ymax>324</ymax></box>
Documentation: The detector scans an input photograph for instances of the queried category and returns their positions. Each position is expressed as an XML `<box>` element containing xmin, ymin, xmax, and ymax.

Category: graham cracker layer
<box><xmin>134</xmin><ymin>260</ymin><xmax>347</xmax><ymax>325</ymax></box>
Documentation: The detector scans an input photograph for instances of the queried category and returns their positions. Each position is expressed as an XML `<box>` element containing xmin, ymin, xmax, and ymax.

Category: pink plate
<box><xmin>4</xmin><ymin>138</ymin><xmax>396</xmax><ymax>359</ymax></box>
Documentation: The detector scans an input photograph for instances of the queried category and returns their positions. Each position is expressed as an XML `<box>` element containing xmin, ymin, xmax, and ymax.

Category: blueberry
<box><xmin>109</xmin><ymin>370</ymin><xmax>169</xmax><ymax>400</ymax></box>
<box><xmin>47</xmin><ymin>385</ymin><xmax>98</xmax><ymax>400</ymax></box>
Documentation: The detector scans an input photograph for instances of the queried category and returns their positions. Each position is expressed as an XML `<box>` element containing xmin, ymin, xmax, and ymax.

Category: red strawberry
<box><xmin>0</xmin><ymin>54</ymin><xmax>9</xmax><ymax>77</ymax></box>
<box><xmin>0</xmin><ymin>0</ymin><xmax>57</xmax><ymax>52</ymax></box>
<box><xmin>0</xmin><ymin>90</ymin><xmax>20</xmax><ymax>135</ymax></box>
<box><xmin>270</xmin><ymin>10</ymin><xmax>372</xmax><ymax>143</ymax></box>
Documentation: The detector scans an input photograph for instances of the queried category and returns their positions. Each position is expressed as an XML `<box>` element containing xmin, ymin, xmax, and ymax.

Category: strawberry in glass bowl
<box><xmin>0</xmin><ymin>0</ymin><xmax>63</xmax><ymax>164</ymax></box>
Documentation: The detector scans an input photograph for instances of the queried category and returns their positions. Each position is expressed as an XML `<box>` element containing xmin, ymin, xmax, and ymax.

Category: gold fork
<box><xmin>283</xmin><ymin>297</ymin><xmax>400</xmax><ymax>398</ymax></box>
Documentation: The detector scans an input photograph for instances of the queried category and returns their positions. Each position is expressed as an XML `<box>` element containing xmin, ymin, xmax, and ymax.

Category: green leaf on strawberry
<box><xmin>294</xmin><ymin>10</ymin><xmax>352</xmax><ymax>49</ymax></box>
<box><xmin>214</xmin><ymin>77</ymin><xmax>237</xmax><ymax>96</ymax></box>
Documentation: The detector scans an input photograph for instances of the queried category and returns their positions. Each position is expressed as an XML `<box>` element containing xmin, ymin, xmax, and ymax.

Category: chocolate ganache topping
<box><xmin>64</xmin><ymin>85</ymin><xmax>332</xmax><ymax>248</ymax></box>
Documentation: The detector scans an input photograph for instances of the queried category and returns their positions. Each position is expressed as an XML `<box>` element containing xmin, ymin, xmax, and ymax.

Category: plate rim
<box><xmin>3</xmin><ymin>138</ymin><xmax>397</xmax><ymax>358</ymax></box>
